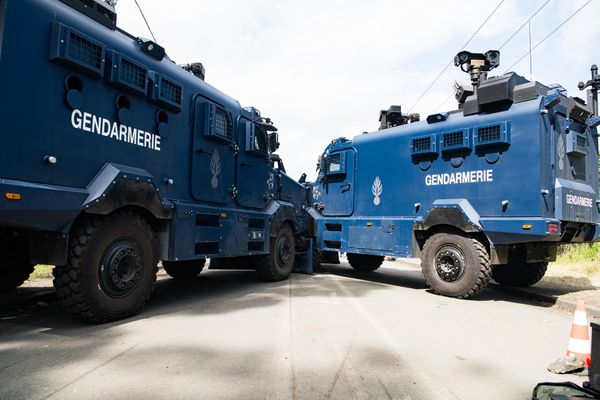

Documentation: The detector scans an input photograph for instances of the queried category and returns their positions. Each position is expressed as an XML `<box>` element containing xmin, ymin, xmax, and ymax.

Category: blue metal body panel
<box><xmin>312</xmin><ymin>78</ymin><xmax>600</xmax><ymax>259</ymax></box>
<box><xmin>0</xmin><ymin>0</ymin><xmax>307</xmax><ymax>264</ymax></box>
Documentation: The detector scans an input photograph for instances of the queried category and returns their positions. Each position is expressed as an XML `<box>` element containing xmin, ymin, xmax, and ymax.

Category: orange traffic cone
<box><xmin>566</xmin><ymin>299</ymin><xmax>591</xmax><ymax>367</ymax></box>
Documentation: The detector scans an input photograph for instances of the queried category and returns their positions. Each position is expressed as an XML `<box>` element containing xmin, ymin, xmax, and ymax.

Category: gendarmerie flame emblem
<box><xmin>210</xmin><ymin>149</ymin><xmax>221</xmax><ymax>189</ymax></box>
<box><xmin>372</xmin><ymin>176</ymin><xmax>383</xmax><ymax>206</ymax></box>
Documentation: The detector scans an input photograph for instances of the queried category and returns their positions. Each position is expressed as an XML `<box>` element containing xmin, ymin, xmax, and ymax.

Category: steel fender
<box><xmin>0</xmin><ymin>179</ymin><xmax>88</xmax><ymax>233</ymax></box>
<box><xmin>420</xmin><ymin>199</ymin><xmax>482</xmax><ymax>232</ymax></box>
<box><xmin>83</xmin><ymin>163</ymin><xmax>172</xmax><ymax>219</ymax></box>
<box><xmin>268</xmin><ymin>200</ymin><xmax>298</xmax><ymax>236</ymax></box>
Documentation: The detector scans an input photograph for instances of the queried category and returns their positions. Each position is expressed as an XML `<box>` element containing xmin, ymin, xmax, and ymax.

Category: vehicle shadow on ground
<box><xmin>319</xmin><ymin>262</ymin><xmax>561</xmax><ymax>310</ymax></box>
<box><xmin>316</xmin><ymin>263</ymin><xmax>428</xmax><ymax>291</ymax></box>
<box><xmin>534</xmin><ymin>276</ymin><xmax>598</xmax><ymax>295</ymax></box>
<box><xmin>0</xmin><ymin>267</ymin><xmax>395</xmax><ymax>333</ymax></box>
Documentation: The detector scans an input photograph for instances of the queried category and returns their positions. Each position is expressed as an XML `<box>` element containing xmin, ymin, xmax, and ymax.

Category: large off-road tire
<box><xmin>347</xmin><ymin>253</ymin><xmax>384</xmax><ymax>272</ymax></box>
<box><xmin>492</xmin><ymin>261</ymin><xmax>548</xmax><ymax>287</ymax></box>
<box><xmin>53</xmin><ymin>212</ymin><xmax>158</xmax><ymax>323</ymax></box>
<box><xmin>421</xmin><ymin>233</ymin><xmax>491</xmax><ymax>299</ymax></box>
<box><xmin>162</xmin><ymin>259</ymin><xmax>205</xmax><ymax>280</ymax></box>
<box><xmin>255</xmin><ymin>224</ymin><xmax>295</xmax><ymax>282</ymax></box>
<box><xmin>0</xmin><ymin>259</ymin><xmax>35</xmax><ymax>293</ymax></box>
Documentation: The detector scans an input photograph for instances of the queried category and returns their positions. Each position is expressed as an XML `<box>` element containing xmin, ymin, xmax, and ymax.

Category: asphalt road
<box><xmin>0</xmin><ymin>261</ymin><xmax>595</xmax><ymax>400</ymax></box>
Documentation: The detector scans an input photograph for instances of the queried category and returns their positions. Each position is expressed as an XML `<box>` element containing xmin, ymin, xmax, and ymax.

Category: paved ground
<box><xmin>394</xmin><ymin>258</ymin><xmax>600</xmax><ymax>318</ymax></box>
<box><xmin>0</xmin><ymin>261</ymin><xmax>597</xmax><ymax>400</ymax></box>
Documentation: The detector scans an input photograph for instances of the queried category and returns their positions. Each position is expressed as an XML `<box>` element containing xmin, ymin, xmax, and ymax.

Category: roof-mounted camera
<box><xmin>454</xmin><ymin>50</ymin><xmax>500</xmax><ymax>88</ymax></box>
<box><xmin>378</xmin><ymin>105</ymin><xmax>420</xmax><ymax>130</ymax></box>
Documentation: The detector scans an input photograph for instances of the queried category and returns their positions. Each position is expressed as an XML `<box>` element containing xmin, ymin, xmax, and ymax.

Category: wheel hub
<box><xmin>434</xmin><ymin>245</ymin><xmax>465</xmax><ymax>282</ymax></box>
<box><xmin>277</xmin><ymin>237</ymin><xmax>291</xmax><ymax>266</ymax></box>
<box><xmin>100</xmin><ymin>240</ymin><xmax>143</xmax><ymax>298</ymax></box>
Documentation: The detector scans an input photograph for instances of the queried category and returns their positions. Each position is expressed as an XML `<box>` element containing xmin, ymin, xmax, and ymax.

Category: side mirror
<box><xmin>318</xmin><ymin>155</ymin><xmax>327</xmax><ymax>172</ymax></box>
<box><xmin>269</xmin><ymin>132</ymin><xmax>280</xmax><ymax>153</ymax></box>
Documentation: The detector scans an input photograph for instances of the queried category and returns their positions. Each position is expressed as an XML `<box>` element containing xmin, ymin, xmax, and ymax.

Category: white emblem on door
<box><xmin>267</xmin><ymin>172</ymin><xmax>275</xmax><ymax>191</ymax></box>
<box><xmin>372</xmin><ymin>176</ymin><xmax>383</xmax><ymax>206</ymax></box>
<box><xmin>557</xmin><ymin>134</ymin><xmax>565</xmax><ymax>171</ymax></box>
<box><xmin>312</xmin><ymin>186</ymin><xmax>321</xmax><ymax>201</ymax></box>
<box><xmin>210</xmin><ymin>150</ymin><xmax>222</xmax><ymax>189</ymax></box>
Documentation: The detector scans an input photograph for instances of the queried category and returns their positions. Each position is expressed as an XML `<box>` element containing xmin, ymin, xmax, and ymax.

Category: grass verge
<box><xmin>29</xmin><ymin>264</ymin><xmax>54</xmax><ymax>280</ymax></box>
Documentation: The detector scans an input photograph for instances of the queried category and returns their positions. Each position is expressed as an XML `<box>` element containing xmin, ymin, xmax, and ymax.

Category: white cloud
<box><xmin>114</xmin><ymin>0</ymin><xmax>600</xmax><ymax>180</ymax></box>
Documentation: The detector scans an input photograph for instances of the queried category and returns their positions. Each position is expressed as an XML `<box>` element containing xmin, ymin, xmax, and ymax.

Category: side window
<box><xmin>213</xmin><ymin>106</ymin><xmax>233</xmax><ymax>141</ymax></box>
<box><xmin>200</xmin><ymin>102</ymin><xmax>233</xmax><ymax>142</ymax></box>
<box><xmin>323</xmin><ymin>152</ymin><xmax>347</xmax><ymax>182</ymax></box>
<box><xmin>328</xmin><ymin>153</ymin><xmax>342</xmax><ymax>173</ymax></box>
<box><xmin>245</xmin><ymin>122</ymin><xmax>268</xmax><ymax>155</ymax></box>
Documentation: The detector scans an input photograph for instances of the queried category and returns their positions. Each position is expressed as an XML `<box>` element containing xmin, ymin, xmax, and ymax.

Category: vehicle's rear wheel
<box><xmin>53</xmin><ymin>211</ymin><xmax>158</xmax><ymax>323</ymax></box>
<box><xmin>312</xmin><ymin>249</ymin><xmax>325</xmax><ymax>272</ymax></box>
<box><xmin>255</xmin><ymin>224</ymin><xmax>295</xmax><ymax>281</ymax></box>
<box><xmin>492</xmin><ymin>262</ymin><xmax>548</xmax><ymax>287</ymax></box>
<box><xmin>421</xmin><ymin>233</ymin><xmax>491</xmax><ymax>298</ymax></box>
<box><xmin>0</xmin><ymin>258</ymin><xmax>35</xmax><ymax>293</ymax></box>
<box><xmin>162</xmin><ymin>259</ymin><xmax>205</xmax><ymax>280</ymax></box>
<box><xmin>347</xmin><ymin>253</ymin><xmax>384</xmax><ymax>272</ymax></box>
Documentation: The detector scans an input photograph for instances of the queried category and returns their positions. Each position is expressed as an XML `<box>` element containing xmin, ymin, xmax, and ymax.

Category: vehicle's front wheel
<box><xmin>255</xmin><ymin>224</ymin><xmax>295</xmax><ymax>281</ymax></box>
<box><xmin>347</xmin><ymin>253</ymin><xmax>384</xmax><ymax>272</ymax></box>
<box><xmin>492</xmin><ymin>261</ymin><xmax>548</xmax><ymax>287</ymax></box>
<box><xmin>162</xmin><ymin>259</ymin><xmax>205</xmax><ymax>280</ymax></box>
<box><xmin>53</xmin><ymin>212</ymin><xmax>158</xmax><ymax>323</ymax></box>
<box><xmin>421</xmin><ymin>233</ymin><xmax>491</xmax><ymax>299</ymax></box>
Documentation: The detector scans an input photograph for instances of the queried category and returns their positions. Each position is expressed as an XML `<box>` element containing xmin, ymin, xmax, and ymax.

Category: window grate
<box><xmin>160</xmin><ymin>78</ymin><xmax>182</xmax><ymax>105</ymax></box>
<box><xmin>443</xmin><ymin>131</ymin><xmax>464</xmax><ymax>148</ymax></box>
<box><xmin>413</xmin><ymin>137</ymin><xmax>431</xmax><ymax>152</ymax></box>
<box><xmin>67</xmin><ymin>31</ymin><xmax>103</xmax><ymax>69</ymax></box>
<box><xmin>577</xmin><ymin>135</ymin><xmax>587</xmax><ymax>150</ymax></box>
<box><xmin>119</xmin><ymin>58</ymin><xmax>147</xmax><ymax>90</ymax></box>
<box><xmin>214</xmin><ymin>107</ymin><xmax>233</xmax><ymax>140</ymax></box>
<box><xmin>477</xmin><ymin>125</ymin><xmax>501</xmax><ymax>143</ymax></box>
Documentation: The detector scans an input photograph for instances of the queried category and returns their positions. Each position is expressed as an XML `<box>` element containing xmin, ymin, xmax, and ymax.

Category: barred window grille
<box><xmin>214</xmin><ymin>108</ymin><xmax>233</xmax><ymax>140</ymax></box>
<box><xmin>67</xmin><ymin>32</ymin><xmax>103</xmax><ymax>69</ymax></box>
<box><xmin>577</xmin><ymin>135</ymin><xmax>587</xmax><ymax>150</ymax></box>
<box><xmin>119</xmin><ymin>58</ymin><xmax>147</xmax><ymax>90</ymax></box>
<box><xmin>160</xmin><ymin>78</ymin><xmax>182</xmax><ymax>105</ymax></box>
<box><xmin>443</xmin><ymin>131</ymin><xmax>464</xmax><ymax>148</ymax></box>
<box><xmin>477</xmin><ymin>125</ymin><xmax>501</xmax><ymax>143</ymax></box>
<box><xmin>413</xmin><ymin>137</ymin><xmax>431</xmax><ymax>152</ymax></box>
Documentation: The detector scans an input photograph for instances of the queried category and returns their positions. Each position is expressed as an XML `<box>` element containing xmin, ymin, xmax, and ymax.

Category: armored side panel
<box><xmin>0</xmin><ymin>0</ymin><xmax>307</xmax><ymax>265</ymax></box>
<box><xmin>312</xmin><ymin>74</ymin><xmax>600</xmax><ymax>259</ymax></box>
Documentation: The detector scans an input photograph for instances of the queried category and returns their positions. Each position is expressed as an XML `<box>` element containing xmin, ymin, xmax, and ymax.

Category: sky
<box><xmin>112</xmin><ymin>0</ymin><xmax>600</xmax><ymax>180</ymax></box>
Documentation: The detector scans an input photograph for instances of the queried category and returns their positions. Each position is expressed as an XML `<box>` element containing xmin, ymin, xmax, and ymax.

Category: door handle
<box><xmin>340</xmin><ymin>182</ymin><xmax>351</xmax><ymax>193</ymax></box>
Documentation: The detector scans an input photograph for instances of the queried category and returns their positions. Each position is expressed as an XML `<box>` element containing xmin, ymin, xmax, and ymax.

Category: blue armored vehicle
<box><xmin>311</xmin><ymin>50</ymin><xmax>600</xmax><ymax>298</ymax></box>
<box><xmin>0</xmin><ymin>0</ymin><xmax>308</xmax><ymax>321</ymax></box>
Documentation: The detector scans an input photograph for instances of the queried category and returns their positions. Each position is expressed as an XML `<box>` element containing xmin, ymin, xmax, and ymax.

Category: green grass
<box><xmin>28</xmin><ymin>264</ymin><xmax>54</xmax><ymax>280</ymax></box>
<box><xmin>557</xmin><ymin>243</ymin><xmax>600</xmax><ymax>264</ymax></box>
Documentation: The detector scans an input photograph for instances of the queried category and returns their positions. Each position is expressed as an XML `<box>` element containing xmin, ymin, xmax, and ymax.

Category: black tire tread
<box><xmin>492</xmin><ymin>261</ymin><xmax>548</xmax><ymax>287</ymax></box>
<box><xmin>255</xmin><ymin>225</ymin><xmax>295</xmax><ymax>282</ymax></box>
<box><xmin>0</xmin><ymin>262</ymin><xmax>35</xmax><ymax>293</ymax></box>
<box><xmin>421</xmin><ymin>235</ymin><xmax>491</xmax><ymax>299</ymax></box>
<box><xmin>53</xmin><ymin>211</ymin><xmax>158</xmax><ymax>323</ymax></box>
<box><xmin>312</xmin><ymin>249</ymin><xmax>324</xmax><ymax>272</ymax></box>
<box><xmin>162</xmin><ymin>259</ymin><xmax>206</xmax><ymax>280</ymax></box>
<box><xmin>347</xmin><ymin>253</ymin><xmax>384</xmax><ymax>272</ymax></box>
